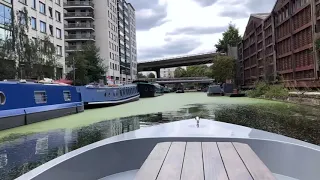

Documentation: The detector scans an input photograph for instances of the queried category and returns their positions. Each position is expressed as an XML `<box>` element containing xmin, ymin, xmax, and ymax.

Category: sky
<box><xmin>127</xmin><ymin>0</ymin><xmax>277</xmax><ymax>62</ymax></box>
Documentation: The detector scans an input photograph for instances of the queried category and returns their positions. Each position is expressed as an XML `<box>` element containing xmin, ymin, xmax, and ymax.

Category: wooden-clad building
<box><xmin>238</xmin><ymin>0</ymin><xmax>320</xmax><ymax>88</ymax></box>
<box><xmin>238</xmin><ymin>13</ymin><xmax>271</xmax><ymax>88</ymax></box>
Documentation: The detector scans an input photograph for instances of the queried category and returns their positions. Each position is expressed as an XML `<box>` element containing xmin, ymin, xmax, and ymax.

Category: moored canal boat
<box><xmin>133</xmin><ymin>80</ymin><xmax>163</xmax><ymax>98</ymax></box>
<box><xmin>0</xmin><ymin>81</ymin><xmax>83</xmax><ymax>131</ymax></box>
<box><xmin>76</xmin><ymin>84</ymin><xmax>140</xmax><ymax>105</ymax></box>
<box><xmin>16</xmin><ymin>118</ymin><xmax>320</xmax><ymax>180</ymax></box>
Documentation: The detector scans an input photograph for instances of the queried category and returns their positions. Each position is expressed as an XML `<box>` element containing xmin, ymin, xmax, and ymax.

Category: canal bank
<box><xmin>0</xmin><ymin>93</ymin><xmax>278</xmax><ymax>138</ymax></box>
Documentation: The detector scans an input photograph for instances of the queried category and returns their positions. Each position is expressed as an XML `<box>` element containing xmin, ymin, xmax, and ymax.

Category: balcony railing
<box><xmin>65</xmin><ymin>45</ymin><xmax>82</xmax><ymax>51</ymax></box>
<box><xmin>64</xmin><ymin>1</ymin><xmax>94</xmax><ymax>8</ymax></box>
<box><xmin>65</xmin><ymin>23</ymin><xmax>95</xmax><ymax>29</ymax></box>
<box><xmin>65</xmin><ymin>34</ymin><xmax>95</xmax><ymax>40</ymax></box>
<box><xmin>65</xmin><ymin>12</ymin><xmax>94</xmax><ymax>18</ymax></box>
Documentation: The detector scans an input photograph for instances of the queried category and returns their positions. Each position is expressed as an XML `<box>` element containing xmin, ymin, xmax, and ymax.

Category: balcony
<box><xmin>65</xmin><ymin>45</ymin><xmax>83</xmax><ymax>51</ymax></box>
<box><xmin>65</xmin><ymin>12</ymin><xmax>94</xmax><ymax>19</ymax></box>
<box><xmin>65</xmin><ymin>23</ymin><xmax>95</xmax><ymax>30</ymax></box>
<box><xmin>65</xmin><ymin>34</ymin><xmax>95</xmax><ymax>41</ymax></box>
<box><xmin>64</xmin><ymin>1</ymin><xmax>94</xmax><ymax>9</ymax></box>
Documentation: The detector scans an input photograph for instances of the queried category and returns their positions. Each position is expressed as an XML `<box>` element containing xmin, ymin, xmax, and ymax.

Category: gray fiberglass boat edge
<box><xmin>16</xmin><ymin>119</ymin><xmax>320</xmax><ymax>180</ymax></box>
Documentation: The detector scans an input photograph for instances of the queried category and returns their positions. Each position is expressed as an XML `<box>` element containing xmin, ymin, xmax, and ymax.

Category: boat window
<box><xmin>34</xmin><ymin>91</ymin><xmax>47</xmax><ymax>104</ymax></box>
<box><xmin>63</xmin><ymin>91</ymin><xmax>72</xmax><ymax>101</ymax></box>
<box><xmin>0</xmin><ymin>91</ymin><xmax>6</xmax><ymax>105</ymax></box>
<box><xmin>120</xmin><ymin>90</ymin><xmax>123</xmax><ymax>96</ymax></box>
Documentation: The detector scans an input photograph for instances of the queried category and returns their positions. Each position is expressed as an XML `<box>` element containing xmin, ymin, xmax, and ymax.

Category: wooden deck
<box><xmin>134</xmin><ymin>142</ymin><xmax>276</xmax><ymax>180</ymax></box>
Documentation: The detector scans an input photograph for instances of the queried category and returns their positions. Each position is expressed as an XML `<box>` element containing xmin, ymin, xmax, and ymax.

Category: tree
<box><xmin>66</xmin><ymin>42</ymin><xmax>106</xmax><ymax>85</ymax></box>
<box><xmin>215</xmin><ymin>23</ymin><xmax>242</xmax><ymax>53</ymax></box>
<box><xmin>0</xmin><ymin>8</ymin><xmax>58</xmax><ymax>80</ymax></box>
<box><xmin>137</xmin><ymin>73</ymin><xmax>146</xmax><ymax>78</ymax></box>
<box><xmin>147</xmin><ymin>73</ymin><xmax>155</xmax><ymax>78</ymax></box>
<box><xmin>211</xmin><ymin>56</ymin><xmax>236</xmax><ymax>83</ymax></box>
<box><xmin>185</xmin><ymin>65</ymin><xmax>211</xmax><ymax>77</ymax></box>
<box><xmin>0</xmin><ymin>35</ymin><xmax>16</xmax><ymax>80</ymax></box>
<box><xmin>174</xmin><ymin>67</ymin><xmax>186</xmax><ymax>77</ymax></box>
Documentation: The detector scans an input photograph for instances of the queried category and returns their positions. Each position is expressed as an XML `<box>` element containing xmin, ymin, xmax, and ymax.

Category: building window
<box><xmin>48</xmin><ymin>7</ymin><xmax>53</xmax><ymax>18</ymax></box>
<box><xmin>19</xmin><ymin>11</ymin><xmax>26</xmax><ymax>25</ymax></box>
<box><xmin>39</xmin><ymin>2</ymin><xmax>46</xmax><ymax>14</ymax></box>
<box><xmin>40</xmin><ymin>21</ymin><xmax>46</xmax><ymax>33</ymax></box>
<box><xmin>0</xmin><ymin>4</ymin><xmax>12</xmax><ymax>26</ymax></box>
<box><xmin>31</xmin><ymin>17</ymin><xmax>36</xmax><ymax>30</ymax></box>
<box><xmin>34</xmin><ymin>91</ymin><xmax>47</xmax><ymax>104</ymax></box>
<box><xmin>56</xmin><ymin>45</ymin><xmax>62</xmax><ymax>56</ymax></box>
<box><xmin>56</xmin><ymin>28</ymin><xmax>61</xmax><ymax>39</ymax></box>
<box><xmin>32</xmin><ymin>0</ymin><xmax>36</xmax><ymax>9</ymax></box>
<box><xmin>49</xmin><ymin>25</ymin><xmax>53</xmax><ymax>36</ymax></box>
<box><xmin>55</xmin><ymin>11</ymin><xmax>61</xmax><ymax>22</ymax></box>
<box><xmin>63</xmin><ymin>91</ymin><xmax>71</xmax><ymax>101</ymax></box>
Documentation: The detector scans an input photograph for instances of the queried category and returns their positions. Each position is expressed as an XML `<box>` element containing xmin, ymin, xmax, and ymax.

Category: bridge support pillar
<box><xmin>155</xmin><ymin>68</ymin><xmax>161</xmax><ymax>78</ymax></box>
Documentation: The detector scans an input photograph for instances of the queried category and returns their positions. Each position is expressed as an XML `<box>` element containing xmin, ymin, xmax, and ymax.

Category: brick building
<box><xmin>238</xmin><ymin>0</ymin><xmax>320</xmax><ymax>88</ymax></box>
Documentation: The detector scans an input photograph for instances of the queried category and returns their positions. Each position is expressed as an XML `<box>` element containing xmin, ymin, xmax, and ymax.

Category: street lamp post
<box><xmin>73</xmin><ymin>57</ymin><xmax>75</xmax><ymax>86</ymax></box>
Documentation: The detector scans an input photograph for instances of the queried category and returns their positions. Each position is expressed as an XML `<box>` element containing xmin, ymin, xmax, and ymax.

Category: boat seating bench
<box><xmin>134</xmin><ymin>142</ymin><xmax>276</xmax><ymax>180</ymax></box>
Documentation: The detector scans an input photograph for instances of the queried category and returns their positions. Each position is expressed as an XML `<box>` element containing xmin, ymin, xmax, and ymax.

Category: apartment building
<box><xmin>239</xmin><ymin>0</ymin><xmax>320</xmax><ymax>88</ymax></box>
<box><xmin>64</xmin><ymin>0</ymin><xmax>137</xmax><ymax>83</ymax></box>
<box><xmin>14</xmin><ymin>0</ymin><xmax>65</xmax><ymax>78</ymax></box>
<box><xmin>127</xmin><ymin>2</ymin><xmax>137</xmax><ymax>81</ymax></box>
<box><xmin>117</xmin><ymin>0</ymin><xmax>137</xmax><ymax>82</ymax></box>
<box><xmin>160</xmin><ymin>68</ymin><xmax>175</xmax><ymax>78</ymax></box>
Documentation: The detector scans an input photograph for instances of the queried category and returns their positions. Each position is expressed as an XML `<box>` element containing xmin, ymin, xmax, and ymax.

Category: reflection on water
<box><xmin>0</xmin><ymin>102</ymin><xmax>320</xmax><ymax>179</ymax></box>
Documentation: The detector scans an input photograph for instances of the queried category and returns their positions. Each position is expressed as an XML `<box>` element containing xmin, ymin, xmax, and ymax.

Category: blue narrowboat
<box><xmin>0</xmin><ymin>81</ymin><xmax>84</xmax><ymax>131</ymax></box>
<box><xmin>76</xmin><ymin>84</ymin><xmax>140</xmax><ymax>105</ymax></box>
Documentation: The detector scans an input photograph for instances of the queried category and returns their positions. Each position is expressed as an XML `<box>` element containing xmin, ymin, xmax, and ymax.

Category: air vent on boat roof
<box><xmin>0</xmin><ymin>91</ymin><xmax>6</xmax><ymax>105</ymax></box>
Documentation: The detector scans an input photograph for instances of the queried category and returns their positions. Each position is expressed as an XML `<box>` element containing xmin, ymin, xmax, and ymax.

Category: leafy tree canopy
<box><xmin>137</xmin><ymin>73</ymin><xmax>146</xmax><ymax>78</ymax></box>
<box><xmin>215</xmin><ymin>23</ymin><xmax>242</xmax><ymax>53</ymax></box>
<box><xmin>0</xmin><ymin>8</ymin><xmax>59</xmax><ymax>80</ymax></box>
<box><xmin>147</xmin><ymin>73</ymin><xmax>155</xmax><ymax>78</ymax></box>
<box><xmin>174</xmin><ymin>67</ymin><xmax>187</xmax><ymax>78</ymax></box>
<box><xmin>174</xmin><ymin>65</ymin><xmax>212</xmax><ymax>78</ymax></box>
<box><xmin>211</xmin><ymin>56</ymin><xmax>236</xmax><ymax>83</ymax></box>
<box><xmin>66</xmin><ymin>42</ymin><xmax>106</xmax><ymax>85</ymax></box>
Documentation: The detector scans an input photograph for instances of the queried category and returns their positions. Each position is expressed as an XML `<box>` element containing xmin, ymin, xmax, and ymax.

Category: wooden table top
<box><xmin>135</xmin><ymin>142</ymin><xmax>276</xmax><ymax>180</ymax></box>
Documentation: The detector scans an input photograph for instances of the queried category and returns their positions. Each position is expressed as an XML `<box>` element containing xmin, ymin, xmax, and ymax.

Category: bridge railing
<box><xmin>139</xmin><ymin>51</ymin><xmax>218</xmax><ymax>63</ymax></box>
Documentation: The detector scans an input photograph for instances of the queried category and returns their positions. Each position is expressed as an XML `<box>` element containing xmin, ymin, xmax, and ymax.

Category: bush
<box><xmin>264</xmin><ymin>85</ymin><xmax>289</xmax><ymax>99</ymax></box>
<box><xmin>247</xmin><ymin>81</ymin><xmax>288</xmax><ymax>98</ymax></box>
<box><xmin>247</xmin><ymin>81</ymin><xmax>269</xmax><ymax>98</ymax></box>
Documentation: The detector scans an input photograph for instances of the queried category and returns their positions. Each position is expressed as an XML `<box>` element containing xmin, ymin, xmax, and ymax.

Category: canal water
<box><xmin>0</xmin><ymin>92</ymin><xmax>320</xmax><ymax>180</ymax></box>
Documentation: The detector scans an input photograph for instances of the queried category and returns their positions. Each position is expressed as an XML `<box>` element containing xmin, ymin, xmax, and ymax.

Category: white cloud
<box><xmin>128</xmin><ymin>0</ymin><xmax>276</xmax><ymax>61</ymax></box>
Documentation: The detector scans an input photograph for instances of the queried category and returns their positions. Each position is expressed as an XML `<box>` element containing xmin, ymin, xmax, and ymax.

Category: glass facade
<box><xmin>0</xmin><ymin>3</ymin><xmax>12</xmax><ymax>27</ymax></box>
<box><xmin>0</xmin><ymin>1</ymin><xmax>12</xmax><ymax>41</ymax></box>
